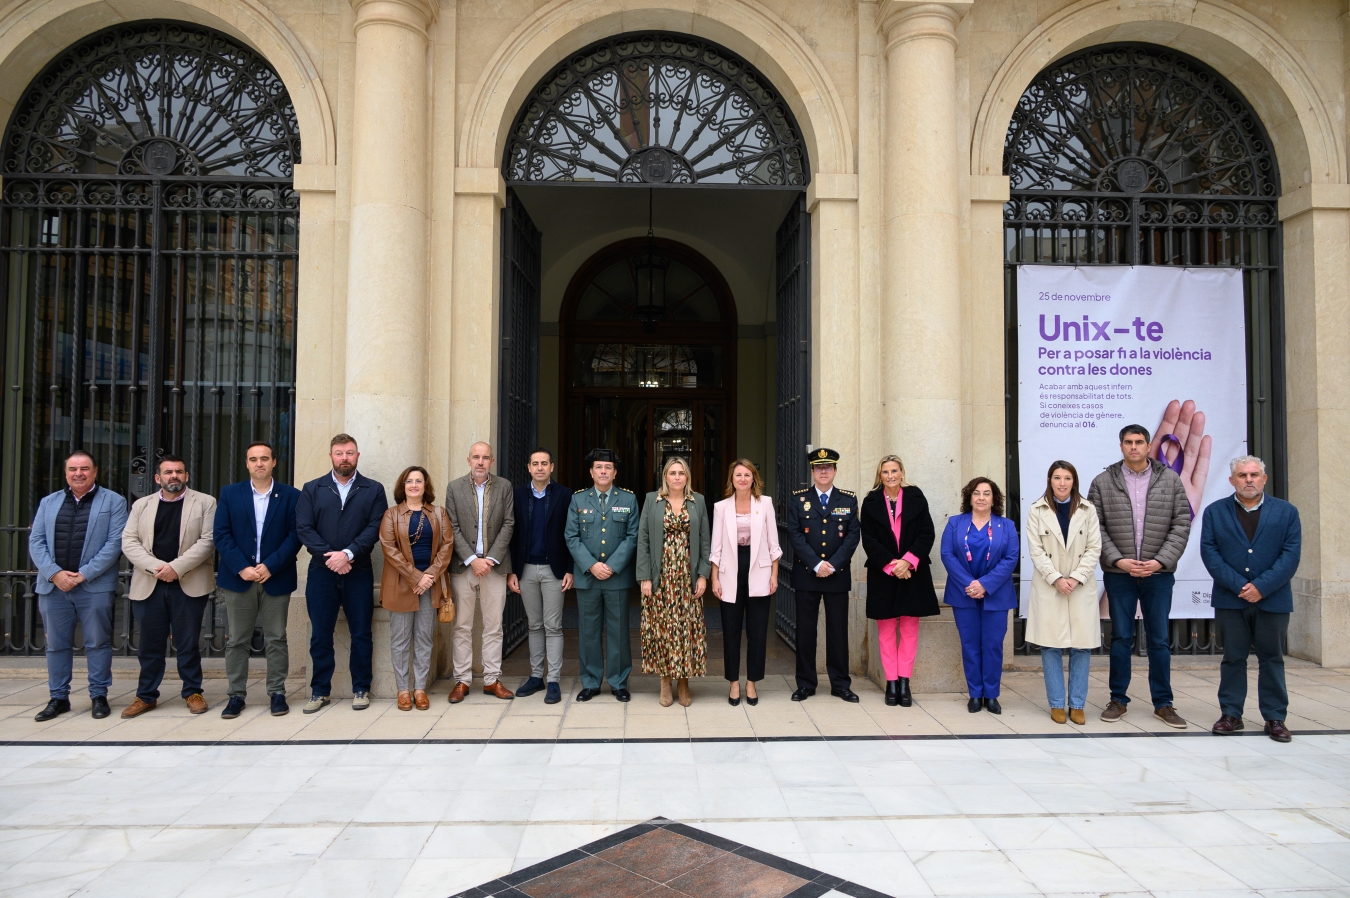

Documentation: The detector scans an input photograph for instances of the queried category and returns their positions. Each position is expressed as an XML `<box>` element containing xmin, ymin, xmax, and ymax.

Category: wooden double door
<box><xmin>566</xmin><ymin>397</ymin><xmax>728</xmax><ymax>500</ymax></box>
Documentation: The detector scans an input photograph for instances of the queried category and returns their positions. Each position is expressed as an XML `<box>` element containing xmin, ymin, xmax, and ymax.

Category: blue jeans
<box><xmin>952</xmin><ymin>606</ymin><xmax>1008</xmax><ymax>699</ymax></box>
<box><xmin>306</xmin><ymin>564</ymin><xmax>375</xmax><ymax>696</ymax></box>
<box><xmin>1103</xmin><ymin>570</ymin><xmax>1174</xmax><ymax>709</ymax></box>
<box><xmin>1040</xmin><ymin>646</ymin><xmax>1091</xmax><ymax>710</ymax></box>
<box><xmin>39</xmin><ymin>585</ymin><xmax>114</xmax><ymax>699</ymax></box>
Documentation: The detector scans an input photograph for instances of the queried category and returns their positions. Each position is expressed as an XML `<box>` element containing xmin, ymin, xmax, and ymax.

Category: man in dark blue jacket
<box><xmin>295</xmin><ymin>433</ymin><xmax>388</xmax><ymax>712</ymax></box>
<box><xmin>214</xmin><ymin>441</ymin><xmax>302</xmax><ymax>719</ymax></box>
<box><xmin>507</xmin><ymin>448</ymin><xmax>573</xmax><ymax>704</ymax></box>
<box><xmin>1201</xmin><ymin>455</ymin><xmax>1301</xmax><ymax>742</ymax></box>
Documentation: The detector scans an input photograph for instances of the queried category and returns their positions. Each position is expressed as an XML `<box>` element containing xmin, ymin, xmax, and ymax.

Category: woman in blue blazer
<box><xmin>941</xmin><ymin>477</ymin><xmax>1020</xmax><ymax>714</ymax></box>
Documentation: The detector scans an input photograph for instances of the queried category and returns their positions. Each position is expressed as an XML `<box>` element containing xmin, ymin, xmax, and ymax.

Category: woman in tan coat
<box><xmin>1025</xmin><ymin>460</ymin><xmax>1101</xmax><ymax>725</ymax></box>
<box><xmin>380</xmin><ymin>466</ymin><xmax>454</xmax><ymax>711</ymax></box>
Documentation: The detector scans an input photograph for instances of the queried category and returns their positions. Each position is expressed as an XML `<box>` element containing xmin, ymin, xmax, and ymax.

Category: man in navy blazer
<box><xmin>1201</xmin><ymin>455</ymin><xmax>1301</xmax><ymax>742</ymax></box>
<box><xmin>214</xmin><ymin>441</ymin><xmax>302</xmax><ymax>718</ymax></box>
<box><xmin>27</xmin><ymin>451</ymin><xmax>128</xmax><ymax>722</ymax></box>
<box><xmin>507</xmin><ymin>448</ymin><xmax>573</xmax><ymax>704</ymax></box>
<box><xmin>295</xmin><ymin>433</ymin><xmax>388</xmax><ymax>712</ymax></box>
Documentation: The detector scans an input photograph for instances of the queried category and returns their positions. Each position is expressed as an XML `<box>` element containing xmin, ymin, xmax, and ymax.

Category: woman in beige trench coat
<box><xmin>1025</xmin><ymin>460</ymin><xmax>1101</xmax><ymax>725</ymax></box>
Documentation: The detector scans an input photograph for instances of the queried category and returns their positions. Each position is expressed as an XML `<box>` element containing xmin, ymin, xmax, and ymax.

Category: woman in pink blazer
<box><xmin>709</xmin><ymin>459</ymin><xmax>782</xmax><ymax>706</ymax></box>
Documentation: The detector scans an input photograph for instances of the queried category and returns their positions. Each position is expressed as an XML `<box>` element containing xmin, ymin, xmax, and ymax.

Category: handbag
<box><xmin>437</xmin><ymin>572</ymin><xmax>455</xmax><ymax>623</ymax></box>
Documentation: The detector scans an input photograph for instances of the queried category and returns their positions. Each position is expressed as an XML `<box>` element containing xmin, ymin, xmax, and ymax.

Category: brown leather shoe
<box><xmin>447</xmin><ymin>682</ymin><xmax>471</xmax><ymax>703</ymax></box>
<box><xmin>121</xmin><ymin>698</ymin><xmax>156</xmax><ymax>719</ymax></box>
<box><xmin>1212</xmin><ymin>714</ymin><xmax>1244</xmax><ymax>735</ymax></box>
<box><xmin>1264</xmin><ymin>719</ymin><xmax>1292</xmax><ymax>742</ymax></box>
<box><xmin>1068</xmin><ymin>708</ymin><xmax>1085</xmax><ymax>725</ymax></box>
<box><xmin>1154</xmin><ymin>705</ymin><xmax>1187</xmax><ymax>729</ymax></box>
<box><xmin>185</xmin><ymin>693</ymin><xmax>208</xmax><ymax>714</ymax></box>
<box><xmin>484</xmin><ymin>681</ymin><xmax>515</xmax><ymax>700</ymax></box>
<box><xmin>413</xmin><ymin>690</ymin><xmax>429</xmax><ymax>711</ymax></box>
<box><xmin>1050</xmin><ymin>708</ymin><xmax>1067</xmax><ymax>724</ymax></box>
<box><xmin>397</xmin><ymin>691</ymin><xmax>413</xmax><ymax>711</ymax></box>
<box><xmin>1100</xmin><ymin>700</ymin><xmax>1127</xmax><ymax>722</ymax></box>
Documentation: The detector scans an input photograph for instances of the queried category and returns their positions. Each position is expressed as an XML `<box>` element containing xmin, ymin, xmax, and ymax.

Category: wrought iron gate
<box><xmin>497</xmin><ymin>188</ymin><xmax>541</xmax><ymax>654</ymax></box>
<box><xmin>773</xmin><ymin>194</ymin><xmax>810</xmax><ymax>648</ymax></box>
<box><xmin>1003</xmin><ymin>43</ymin><xmax>1283</xmax><ymax>655</ymax></box>
<box><xmin>0</xmin><ymin>21</ymin><xmax>299</xmax><ymax>656</ymax></box>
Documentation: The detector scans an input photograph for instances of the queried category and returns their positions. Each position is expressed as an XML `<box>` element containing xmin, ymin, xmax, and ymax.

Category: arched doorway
<box><xmin>560</xmin><ymin>237</ymin><xmax>737</xmax><ymax>498</ymax></box>
<box><xmin>0</xmin><ymin>20</ymin><xmax>301</xmax><ymax>556</ymax></box>
<box><xmin>1003</xmin><ymin>42</ymin><xmax>1283</xmax><ymax>654</ymax></box>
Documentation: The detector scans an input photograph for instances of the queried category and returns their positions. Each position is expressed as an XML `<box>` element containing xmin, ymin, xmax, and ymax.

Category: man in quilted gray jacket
<box><xmin>1088</xmin><ymin>424</ymin><xmax>1192</xmax><ymax>729</ymax></box>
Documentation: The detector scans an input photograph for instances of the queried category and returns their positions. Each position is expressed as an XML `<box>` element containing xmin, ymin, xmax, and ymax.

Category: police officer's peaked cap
<box><xmin>585</xmin><ymin>448</ymin><xmax>621</xmax><ymax>466</ymax></box>
<box><xmin>808</xmin><ymin>447</ymin><xmax>841</xmax><ymax>466</ymax></box>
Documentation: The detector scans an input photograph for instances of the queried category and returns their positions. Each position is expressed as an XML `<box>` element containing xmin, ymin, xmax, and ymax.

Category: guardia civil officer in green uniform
<box><xmin>786</xmin><ymin>448</ymin><xmax>861</xmax><ymax>702</ymax></box>
<box><xmin>565</xmin><ymin>448</ymin><xmax>640</xmax><ymax>701</ymax></box>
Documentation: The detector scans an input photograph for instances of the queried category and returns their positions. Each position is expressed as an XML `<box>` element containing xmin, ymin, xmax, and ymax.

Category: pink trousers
<box><xmin>876</xmin><ymin>616</ymin><xmax>920</xmax><ymax>680</ymax></box>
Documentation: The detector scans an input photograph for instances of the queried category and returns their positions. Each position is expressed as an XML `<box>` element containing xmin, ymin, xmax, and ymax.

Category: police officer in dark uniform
<box><xmin>786</xmin><ymin>448</ymin><xmax>861</xmax><ymax>702</ymax></box>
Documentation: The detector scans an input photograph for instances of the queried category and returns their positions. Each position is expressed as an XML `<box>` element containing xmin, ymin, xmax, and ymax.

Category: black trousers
<box><xmin>794</xmin><ymin>589</ymin><xmax>850</xmax><ymax>691</ymax></box>
<box><xmin>721</xmin><ymin>545</ymin><xmax>772</xmax><ymax>682</ymax></box>
<box><xmin>1216</xmin><ymin>605</ymin><xmax>1289</xmax><ymax>721</ymax></box>
<box><xmin>132</xmin><ymin>581</ymin><xmax>209</xmax><ymax>703</ymax></box>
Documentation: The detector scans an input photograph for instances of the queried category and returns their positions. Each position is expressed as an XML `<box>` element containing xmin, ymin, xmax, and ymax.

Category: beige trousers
<box><xmin>450</xmin><ymin>567</ymin><xmax>508</xmax><ymax>685</ymax></box>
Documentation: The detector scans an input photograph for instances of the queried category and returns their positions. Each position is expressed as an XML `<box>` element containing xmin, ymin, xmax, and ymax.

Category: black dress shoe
<box><xmin>613</xmin><ymin>688</ymin><xmax>630</xmax><ymax>702</ymax></box>
<box><xmin>791</xmin><ymin>687</ymin><xmax>814</xmax><ymax>702</ymax></box>
<box><xmin>745</xmin><ymin>694</ymin><xmax>758</xmax><ymax>707</ymax></box>
<box><xmin>35</xmin><ymin>698</ymin><xmax>70</xmax><ymax>722</ymax></box>
<box><xmin>831</xmin><ymin>687</ymin><xmax>860</xmax><ymax>703</ymax></box>
<box><xmin>984</xmin><ymin>697</ymin><xmax>1002</xmax><ymax>715</ymax></box>
<box><xmin>967</xmin><ymin>697</ymin><xmax>983</xmax><ymax>713</ymax></box>
<box><xmin>897</xmin><ymin>677</ymin><xmax>912</xmax><ymax>707</ymax></box>
<box><xmin>576</xmin><ymin>687</ymin><xmax>600</xmax><ymax>702</ymax></box>
<box><xmin>885</xmin><ymin>680</ymin><xmax>899</xmax><ymax>706</ymax></box>
<box><xmin>728</xmin><ymin>692</ymin><xmax>741</xmax><ymax>707</ymax></box>
<box><xmin>90</xmin><ymin>696</ymin><xmax>110</xmax><ymax>719</ymax></box>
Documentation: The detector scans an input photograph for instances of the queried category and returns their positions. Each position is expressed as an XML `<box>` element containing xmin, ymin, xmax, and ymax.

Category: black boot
<box><xmin>897</xmin><ymin>677</ymin><xmax>912</xmax><ymax>707</ymax></box>
<box><xmin>885</xmin><ymin>680</ymin><xmax>899</xmax><ymax>706</ymax></box>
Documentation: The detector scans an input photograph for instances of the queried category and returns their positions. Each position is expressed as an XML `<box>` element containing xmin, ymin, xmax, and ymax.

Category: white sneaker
<box><xmin>352</xmin><ymin>691</ymin><xmax>371</xmax><ymax>710</ymax></box>
<box><xmin>302</xmin><ymin>694</ymin><xmax>330</xmax><ymax>714</ymax></box>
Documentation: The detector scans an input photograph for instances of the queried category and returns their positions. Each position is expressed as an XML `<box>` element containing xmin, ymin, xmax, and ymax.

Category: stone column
<box><xmin>345</xmin><ymin>0</ymin><xmax>436</xmax><ymax>485</ymax></box>
<box><xmin>875</xmin><ymin>1</ymin><xmax>972</xmax><ymax>691</ymax></box>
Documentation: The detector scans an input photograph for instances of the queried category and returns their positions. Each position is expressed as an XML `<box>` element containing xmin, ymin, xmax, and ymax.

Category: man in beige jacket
<box><xmin>120</xmin><ymin>455</ymin><xmax>217</xmax><ymax>717</ymax></box>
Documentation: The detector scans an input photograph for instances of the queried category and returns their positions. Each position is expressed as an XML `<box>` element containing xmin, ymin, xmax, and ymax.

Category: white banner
<box><xmin>1016</xmin><ymin>265</ymin><xmax>1247</xmax><ymax>619</ymax></box>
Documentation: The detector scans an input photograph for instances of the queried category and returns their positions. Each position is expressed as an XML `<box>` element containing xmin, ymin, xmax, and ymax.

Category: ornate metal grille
<box><xmin>1003</xmin><ymin>43</ymin><xmax>1283</xmax><ymax>656</ymax></box>
<box><xmin>504</xmin><ymin>32</ymin><xmax>808</xmax><ymax>186</ymax></box>
<box><xmin>773</xmin><ymin>195</ymin><xmax>810</xmax><ymax>648</ymax></box>
<box><xmin>0</xmin><ymin>21</ymin><xmax>299</xmax><ymax>656</ymax></box>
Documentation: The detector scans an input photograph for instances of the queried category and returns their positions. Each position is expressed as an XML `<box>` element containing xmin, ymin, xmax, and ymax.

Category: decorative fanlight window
<box><xmin>504</xmin><ymin>32</ymin><xmax>808</xmax><ymax>185</ymax></box>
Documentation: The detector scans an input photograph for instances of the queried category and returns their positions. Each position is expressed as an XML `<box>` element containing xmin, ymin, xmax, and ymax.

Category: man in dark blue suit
<box><xmin>507</xmin><ymin>448</ymin><xmax>573</xmax><ymax>704</ymax></box>
<box><xmin>214</xmin><ymin>441</ymin><xmax>302</xmax><ymax>718</ymax></box>
<box><xmin>786</xmin><ymin>448</ymin><xmax>861</xmax><ymax>702</ymax></box>
<box><xmin>295</xmin><ymin>433</ymin><xmax>388</xmax><ymax>713</ymax></box>
<box><xmin>1201</xmin><ymin>455</ymin><xmax>1302</xmax><ymax>742</ymax></box>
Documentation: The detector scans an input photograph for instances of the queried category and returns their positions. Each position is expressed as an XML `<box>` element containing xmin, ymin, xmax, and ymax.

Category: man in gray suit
<box><xmin>27</xmin><ymin>451</ymin><xmax>129</xmax><ymax>722</ymax></box>
<box><xmin>444</xmin><ymin>442</ymin><xmax>515</xmax><ymax>701</ymax></box>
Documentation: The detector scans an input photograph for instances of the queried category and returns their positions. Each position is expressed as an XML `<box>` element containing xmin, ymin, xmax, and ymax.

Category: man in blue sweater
<box><xmin>1200</xmin><ymin>455</ymin><xmax>1301</xmax><ymax>742</ymax></box>
<box><xmin>296</xmin><ymin>434</ymin><xmax>388</xmax><ymax>712</ymax></box>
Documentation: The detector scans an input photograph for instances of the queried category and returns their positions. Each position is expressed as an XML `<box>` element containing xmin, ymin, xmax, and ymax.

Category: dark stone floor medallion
<box><xmin>449</xmin><ymin>818</ymin><xmax>892</xmax><ymax>898</ymax></box>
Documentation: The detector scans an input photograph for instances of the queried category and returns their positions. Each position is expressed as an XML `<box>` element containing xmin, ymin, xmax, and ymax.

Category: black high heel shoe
<box><xmin>968</xmin><ymin>697</ymin><xmax>983</xmax><ymax>713</ymax></box>
<box><xmin>728</xmin><ymin>683</ymin><xmax>741</xmax><ymax>707</ymax></box>
<box><xmin>745</xmin><ymin>682</ymin><xmax>758</xmax><ymax>706</ymax></box>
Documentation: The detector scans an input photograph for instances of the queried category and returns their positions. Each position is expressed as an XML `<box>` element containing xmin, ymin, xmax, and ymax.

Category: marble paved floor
<box><xmin>2</xmin><ymin>730</ymin><xmax>1349</xmax><ymax>898</ymax></box>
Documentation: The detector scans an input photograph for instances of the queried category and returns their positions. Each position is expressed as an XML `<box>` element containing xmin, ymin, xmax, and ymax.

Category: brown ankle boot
<box><xmin>677</xmin><ymin>678</ymin><xmax>692</xmax><ymax>707</ymax></box>
<box><xmin>659</xmin><ymin>677</ymin><xmax>674</xmax><ymax>707</ymax></box>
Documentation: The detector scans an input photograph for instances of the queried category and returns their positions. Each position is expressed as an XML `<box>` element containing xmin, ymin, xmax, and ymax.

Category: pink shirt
<box><xmin>1122</xmin><ymin>464</ymin><xmax>1151</xmax><ymax>559</ymax></box>
<box><xmin>736</xmin><ymin>513</ymin><xmax>751</xmax><ymax>546</ymax></box>
<box><xmin>881</xmin><ymin>489</ymin><xmax>922</xmax><ymax>574</ymax></box>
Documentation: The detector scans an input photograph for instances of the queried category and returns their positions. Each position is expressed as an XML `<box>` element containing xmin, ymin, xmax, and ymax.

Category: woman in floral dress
<box><xmin>636</xmin><ymin>457</ymin><xmax>711</xmax><ymax>707</ymax></box>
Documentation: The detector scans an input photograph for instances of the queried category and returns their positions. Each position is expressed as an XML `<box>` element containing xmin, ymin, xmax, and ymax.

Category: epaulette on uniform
<box><xmin>574</xmin><ymin>487</ymin><xmax>587</xmax><ymax>493</ymax></box>
<box><xmin>838</xmin><ymin>489</ymin><xmax>856</xmax><ymax>497</ymax></box>
<box><xmin>793</xmin><ymin>487</ymin><xmax>810</xmax><ymax>495</ymax></box>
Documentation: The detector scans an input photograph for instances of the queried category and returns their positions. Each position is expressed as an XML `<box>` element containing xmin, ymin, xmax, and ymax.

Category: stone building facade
<box><xmin>1</xmin><ymin>0</ymin><xmax>1347</xmax><ymax>690</ymax></box>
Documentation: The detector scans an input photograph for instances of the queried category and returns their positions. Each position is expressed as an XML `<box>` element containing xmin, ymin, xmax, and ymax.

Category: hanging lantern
<box><xmin>633</xmin><ymin>188</ymin><xmax>666</xmax><ymax>333</ymax></box>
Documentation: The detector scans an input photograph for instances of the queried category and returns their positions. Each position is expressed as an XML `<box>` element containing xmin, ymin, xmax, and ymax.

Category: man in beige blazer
<box><xmin>120</xmin><ymin>455</ymin><xmax>217</xmax><ymax>717</ymax></box>
<box><xmin>444</xmin><ymin>441</ymin><xmax>515</xmax><ymax>701</ymax></box>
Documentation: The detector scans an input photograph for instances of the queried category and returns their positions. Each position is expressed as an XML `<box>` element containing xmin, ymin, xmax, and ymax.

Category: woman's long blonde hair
<box><xmin>871</xmin><ymin>455</ymin><xmax>911</xmax><ymax>491</ymax></box>
<box><xmin>657</xmin><ymin>456</ymin><xmax>693</xmax><ymax>500</ymax></box>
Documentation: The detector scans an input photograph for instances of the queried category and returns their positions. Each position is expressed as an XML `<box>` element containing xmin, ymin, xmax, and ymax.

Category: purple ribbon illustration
<box><xmin>1155</xmin><ymin>434</ymin><xmax>1195</xmax><ymax>518</ymax></box>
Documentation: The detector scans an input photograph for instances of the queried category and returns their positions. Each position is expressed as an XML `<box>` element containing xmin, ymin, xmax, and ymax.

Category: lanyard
<box><xmin>964</xmin><ymin>518</ymin><xmax>992</xmax><ymax>563</ymax></box>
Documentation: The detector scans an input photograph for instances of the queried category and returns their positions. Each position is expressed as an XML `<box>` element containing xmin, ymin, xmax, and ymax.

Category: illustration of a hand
<box><xmin>1151</xmin><ymin>399</ymin><xmax>1211</xmax><ymax>515</ymax></box>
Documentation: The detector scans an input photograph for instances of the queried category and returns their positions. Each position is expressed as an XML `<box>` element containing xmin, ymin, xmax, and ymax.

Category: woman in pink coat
<box><xmin>709</xmin><ymin>459</ymin><xmax>782</xmax><ymax>706</ymax></box>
